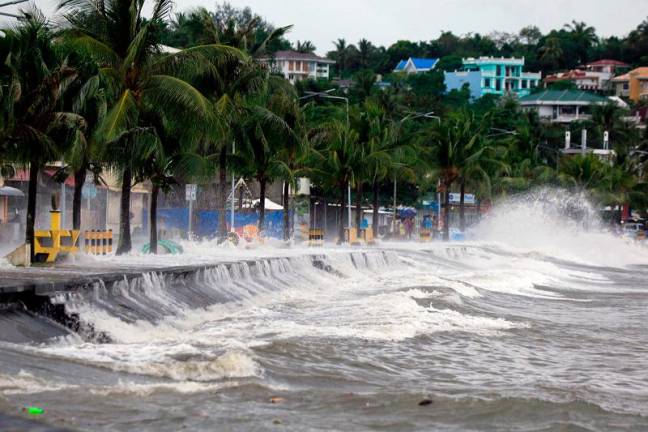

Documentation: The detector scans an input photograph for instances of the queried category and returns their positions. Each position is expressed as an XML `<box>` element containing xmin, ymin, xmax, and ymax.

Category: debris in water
<box><xmin>270</xmin><ymin>396</ymin><xmax>285</xmax><ymax>404</ymax></box>
<box><xmin>418</xmin><ymin>399</ymin><xmax>433</xmax><ymax>406</ymax></box>
<box><xmin>273</xmin><ymin>419</ymin><xmax>282</xmax><ymax>425</ymax></box>
<box><xmin>23</xmin><ymin>406</ymin><xmax>45</xmax><ymax>415</ymax></box>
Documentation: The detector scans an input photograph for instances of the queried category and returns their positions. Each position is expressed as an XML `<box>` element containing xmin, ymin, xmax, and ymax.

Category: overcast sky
<box><xmin>5</xmin><ymin>0</ymin><xmax>648</xmax><ymax>54</ymax></box>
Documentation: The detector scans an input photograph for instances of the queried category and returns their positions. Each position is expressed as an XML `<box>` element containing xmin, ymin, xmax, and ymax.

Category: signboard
<box><xmin>604</xmin><ymin>131</ymin><xmax>609</xmax><ymax>150</ymax></box>
<box><xmin>449</xmin><ymin>193</ymin><xmax>475</xmax><ymax>205</ymax></box>
<box><xmin>82</xmin><ymin>183</ymin><xmax>97</xmax><ymax>200</ymax></box>
<box><xmin>565</xmin><ymin>131</ymin><xmax>571</xmax><ymax>149</ymax></box>
<box><xmin>185</xmin><ymin>184</ymin><xmax>197</xmax><ymax>201</ymax></box>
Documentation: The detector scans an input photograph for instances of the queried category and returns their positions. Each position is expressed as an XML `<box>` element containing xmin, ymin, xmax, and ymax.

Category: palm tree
<box><xmin>295</xmin><ymin>40</ymin><xmax>316</xmax><ymax>54</ymax></box>
<box><xmin>423</xmin><ymin>111</ymin><xmax>489</xmax><ymax>240</ymax></box>
<box><xmin>539</xmin><ymin>37</ymin><xmax>564</xmax><ymax>70</ymax></box>
<box><xmin>357</xmin><ymin>38</ymin><xmax>374</xmax><ymax>69</ymax></box>
<box><xmin>233</xmin><ymin>76</ymin><xmax>296</xmax><ymax>234</ymax></box>
<box><xmin>564</xmin><ymin>20</ymin><xmax>598</xmax><ymax>64</ymax></box>
<box><xmin>188</xmin><ymin>7</ymin><xmax>288</xmax><ymax>239</ymax></box>
<box><xmin>310</xmin><ymin>119</ymin><xmax>360</xmax><ymax>243</ymax></box>
<box><xmin>58</xmin><ymin>0</ymin><xmax>230</xmax><ymax>254</ymax></box>
<box><xmin>332</xmin><ymin>38</ymin><xmax>349</xmax><ymax>76</ymax></box>
<box><xmin>0</xmin><ymin>11</ymin><xmax>80</xmax><ymax>262</ymax></box>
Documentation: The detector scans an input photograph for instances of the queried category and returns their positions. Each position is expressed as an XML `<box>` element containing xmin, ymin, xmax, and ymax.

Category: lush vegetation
<box><xmin>1</xmin><ymin>1</ymin><xmax>647</xmax><ymax>261</ymax></box>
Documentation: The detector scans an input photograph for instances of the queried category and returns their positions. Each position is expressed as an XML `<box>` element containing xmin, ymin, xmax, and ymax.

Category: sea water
<box><xmin>1</xmin><ymin>189</ymin><xmax>647</xmax><ymax>431</ymax></box>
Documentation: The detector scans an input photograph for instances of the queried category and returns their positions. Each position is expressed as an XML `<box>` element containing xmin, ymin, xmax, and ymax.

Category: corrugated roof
<box><xmin>519</xmin><ymin>90</ymin><xmax>608</xmax><ymax>104</ymax></box>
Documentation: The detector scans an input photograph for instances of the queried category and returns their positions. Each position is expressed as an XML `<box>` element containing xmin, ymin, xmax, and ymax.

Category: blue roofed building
<box><xmin>393</xmin><ymin>57</ymin><xmax>439</xmax><ymax>74</ymax></box>
<box><xmin>445</xmin><ymin>56</ymin><xmax>542</xmax><ymax>98</ymax></box>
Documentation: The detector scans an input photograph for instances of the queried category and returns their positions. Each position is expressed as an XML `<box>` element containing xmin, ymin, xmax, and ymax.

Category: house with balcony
<box><xmin>445</xmin><ymin>57</ymin><xmax>541</xmax><ymax>98</ymax></box>
<box><xmin>544</xmin><ymin>70</ymin><xmax>611</xmax><ymax>91</ymax></box>
<box><xmin>519</xmin><ymin>90</ymin><xmax>610</xmax><ymax>123</ymax></box>
<box><xmin>393</xmin><ymin>57</ymin><xmax>439</xmax><ymax>74</ymax></box>
<box><xmin>260</xmin><ymin>50</ymin><xmax>335</xmax><ymax>84</ymax></box>
<box><xmin>612</xmin><ymin>67</ymin><xmax>648</xmax><ymax>102</ymax></box>
<box><xmin>585</xmin><ymin>59</ymin><xmax>630</xmax><ymax>75</ymax></box>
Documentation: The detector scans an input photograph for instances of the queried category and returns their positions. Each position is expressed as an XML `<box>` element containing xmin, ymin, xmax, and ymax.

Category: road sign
<box><xmin>186</xmin><ymin>184</ymin><xmax>197</xmax><ymax>201</ymax></box>
<box><xmin>82</xmin><ymin>183</ymin><xmax>97</xmax><ymax>200</ymax></box>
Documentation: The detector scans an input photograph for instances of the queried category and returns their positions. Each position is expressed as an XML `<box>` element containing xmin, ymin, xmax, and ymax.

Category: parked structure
<box><xmin>519</xmin><ymin>90</ymin><xmax>610</xmax><ymax>123</ymax></box>
<box><xmin>612</xmin><ymin>67</ymin><xmax>648</xmax><ymax>102</ymax></box>
<box><xmin>393</xmin><ymin>57</ymin><xmax>439</xmax><ymax>74</ymax></box>
<box><xmin>445</xmin><ymin>57</ymin><xmax>541</xmax><ymax>98</ymax></box>
<box><xmin>260</xmin><ymin>50</ymin><xmax>335</xmax><ymax>84</ymax></box>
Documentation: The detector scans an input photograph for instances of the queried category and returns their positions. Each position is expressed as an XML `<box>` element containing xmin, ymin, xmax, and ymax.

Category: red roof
<box><xmin>587</xmin><ymin>59</ymin><xmax>630</xmax><ymax>67</ymax></box>
<box><xmin>268</xmin><ymin>50</ymin><xmax>335</xmax><ymax>63</ymax></box>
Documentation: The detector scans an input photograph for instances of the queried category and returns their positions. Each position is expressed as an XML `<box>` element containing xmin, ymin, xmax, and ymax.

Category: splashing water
<box><xmin>472</xmin><ymin>187</ymin><xmax>648</xmax><ymax>267</ymax></box>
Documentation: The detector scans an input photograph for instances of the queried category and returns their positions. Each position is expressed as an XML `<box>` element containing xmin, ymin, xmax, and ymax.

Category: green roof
<box><xmin>519</xmin><ymin>90</ymin><xmax>608</xmax><ymax>104</ymax></box>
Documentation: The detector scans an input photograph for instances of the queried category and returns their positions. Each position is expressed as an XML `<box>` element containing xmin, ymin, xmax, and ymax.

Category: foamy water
<box><xmin>1</xmin><ymin>190</ymin><xmax>648</xmax><ymax>431</ymax></box>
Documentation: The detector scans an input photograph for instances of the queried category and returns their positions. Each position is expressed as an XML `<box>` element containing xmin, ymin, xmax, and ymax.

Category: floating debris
<box><xmin>23</xmin><ymin>406</ymin><xmax>45</xmax><ymax>415</ymax></box>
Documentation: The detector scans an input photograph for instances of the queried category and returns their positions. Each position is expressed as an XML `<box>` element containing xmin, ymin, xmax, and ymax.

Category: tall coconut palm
<box><xmin>310</xmin><ymin>119</ymin><xmax>360</xmax><ymax>243</ymax></box>
<box><xmin>188</xmin><ymin>7</ymin><xmax>288</xmax><ymax>239</ymax></box>
<box><xmin>0</xmin><ymin>11</ymin><xmax>80</xmax><ymax>262</ymax></box>
<box><xmin>539</xmin><ymin>37</ymin><xmax>564</xmax><ymax>70</ymax></box>
<box><xmin>58</xmin><ymin>0</ymin><xmax>234</xmax><ymax>254</ymax></box>
<box><xmin>233</xmin><ymin>76</ymin><xmax>296</xmax><ymax>234</ymax></box>
<box><xmin>564</xmin><ymin>20</ymin><xmax>598</xmax><ymax>64</ymax></box>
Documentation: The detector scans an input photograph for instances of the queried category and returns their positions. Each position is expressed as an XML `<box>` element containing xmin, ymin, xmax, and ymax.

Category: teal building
<box><xmin>445</xmin><ymin>57</ymin><xmax>542</xmax><ymax>98</ymax></box>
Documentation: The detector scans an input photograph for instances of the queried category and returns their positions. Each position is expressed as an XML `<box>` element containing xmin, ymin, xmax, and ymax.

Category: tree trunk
<box><xmin>258</xmin><ymin>177</ymin><xmax>267</xmax><ymax>233</ymax></box>
<box><xmin>149</xmin><ymin>184</ymin><xmax>159</xmax><ymax>254</ymax></box>
<box><xmin>372</xmin><ymin>181</ymin><xmax>379</xmax><ymax>238</ymax></box>
<box><xmin>443</xmin><ymin>182</ymin><xmax>451</xmax><ymax>242</ymax></box>
<box><xmin>282</xmin><ymin>181</ymin><xmax>290</xmax><ymax>241</ymax></box>
<box><xmin>355</xmin><ymin>182</ymin><xmax>363</xmax><ymax>232</ymax></box>
<box><xmin>459</xmin><ymin>178</ymin><xmax>466</xmax><ymax>233</ymax></box>
<box><xmin>217</xmin><ymin>146</ymin><xmax>228</xmax><ymax>238</ymax></box>
<box><xmin>26</xmin><ymin>160</ymin><xmax>39</xmax><ymax>263</ymax></box>
<box><xmin>116</xmin><ymin>167</ymin><xmax>132</xmax><ymax>255</ymax></box>
<box><xmin>72</xmin><ymin>167</ymin><xmax>86</xmax><ymax>231</ymax></box>
<box><xmin>338</xmin><ymin>182</ymin><xmax>346</xmax><ymax>244</ymax></box>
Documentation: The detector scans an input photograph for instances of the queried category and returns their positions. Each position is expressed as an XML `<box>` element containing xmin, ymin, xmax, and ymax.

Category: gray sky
<box><xmin>6</xmin><ymin>0</ymin><xmax>648</xmax><ymax>54</ymax></box>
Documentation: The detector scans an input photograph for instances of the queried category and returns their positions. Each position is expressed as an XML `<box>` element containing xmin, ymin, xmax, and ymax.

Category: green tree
<box><xmin>0</xmin><ymin>12</ymin><xmax>80</xmax><ymax>261</ymax></box>
<box><xmin>59</xmin><ymin>0</ymin><xmax>226</xmax><ymax>254</ymax></box>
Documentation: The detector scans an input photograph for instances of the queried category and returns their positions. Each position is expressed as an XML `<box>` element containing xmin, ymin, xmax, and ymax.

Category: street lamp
<box><xmin>300</xmin><ymin>90</ymin><xmax>353</xmax><ymax>235</ymax></box>
<box><xmin>393</xmin><ymin>111</ymin><xmax>442</xmax><ymax>234</ymax></box>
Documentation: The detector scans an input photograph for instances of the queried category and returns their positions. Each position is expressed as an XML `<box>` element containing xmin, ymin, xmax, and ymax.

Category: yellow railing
<box><xmin>84</xmin><ymin>230</ymin><xmax>113</xmax><ymax>255</ymax></box>
<box><xmin>308</xmin><ymin>228</ymin><xmax>324</xmax><ymax>247</ymax></box>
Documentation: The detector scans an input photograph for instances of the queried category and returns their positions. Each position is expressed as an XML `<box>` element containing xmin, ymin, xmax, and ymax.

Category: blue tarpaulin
<box><xmin>158</xmin><ymin>208</ymin><xmax>288</xmax><ymax>239</ymax></box>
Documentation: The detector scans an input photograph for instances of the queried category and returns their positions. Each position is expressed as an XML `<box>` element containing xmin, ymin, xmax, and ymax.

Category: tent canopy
<box><xmin>0</xmin><ymin>186</ymin><xmax>24</xmax><ymax>197</ymax></box>
<box><xmin>251</xmin><ymin>198</ymin><xmax>283</xmax><ymax>211</ymax></box>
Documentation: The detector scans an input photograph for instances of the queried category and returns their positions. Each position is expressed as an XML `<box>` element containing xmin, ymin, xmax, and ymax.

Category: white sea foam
<box><xmin>472</xmin><ymin>188</ymin><xmax>648</xmax><ymax>268</ymax></box>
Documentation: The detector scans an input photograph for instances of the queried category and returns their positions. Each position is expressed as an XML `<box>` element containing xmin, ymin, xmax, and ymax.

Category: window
<box><xmin>289</xmin><ymin>61</ymin><xmax>294</xmax><ymax>71</ymax></box>
<box><xmin>530</xmin><ymin>80</ymin><xmax>537</xmax><ymax>88</ymax></box>
<box><xmin>496</xmin><ymin>65</ymin><xmax>502</xmax><ymax>76</ymax></box>
<box><xmin>495</xmin><ymin>79</ymin><xmax>501</xmax><ymax>91</ymax></box>
<box><xmin>484</xmin><ymin>78</ymin><xmax>491</xmax><ymax>87</ymax></box>
<box><xmin>623</xmin><ymin>82</ymin><xmax>629</xmax><ymax>90</ymax></box>
<box><xmin>521</xmin><ymin>80</ymin><xmax>528</xmax><ymax>89</ymax></box>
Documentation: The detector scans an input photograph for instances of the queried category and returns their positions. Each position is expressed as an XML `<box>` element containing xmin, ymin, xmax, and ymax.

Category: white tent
<box><xmin>0</xmin><ymin>186</ymin><xmax>23</xmax><ymax>197</ymax></box>
<box><xmin>251</xmin><ymin>198</ymin><xmax>283</xmax><ymax>211</ymax></box>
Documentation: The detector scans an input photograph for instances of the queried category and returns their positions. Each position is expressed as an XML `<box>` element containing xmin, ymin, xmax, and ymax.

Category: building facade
<box><xmin>612</xmin><ymin>67</ymin><xmax>648</xmax><ymax>102</ymax></box>
<box><xmin>261</xmin><ymin>51</ymin><xmax>335</xmax><ymax>84</ymax></box>
<box><xmin>443</xmin><ymin>70</ymin><xmax>482</xmax><ymax>100</ymax></box>
<box><xmin>519</xmin><ymin>90</ymin><xmax>610</xmax><ymax>123</ymax></box>
<box><xmin>445</xmin><ymin>57</ymin><xmax>541</xmax><ymax>98</ymax></box>
<box><xmin>393</xmin><ymin>57</ymin><xmax>439</xmax><ymax>74</ymax></box>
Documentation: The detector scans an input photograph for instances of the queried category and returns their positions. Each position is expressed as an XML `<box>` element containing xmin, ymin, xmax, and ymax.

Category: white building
<box><xmin>519</xmin><ymin>90</ymin><xmax>611</xmax><ymax>123</ymax></box>
<box><xmin>261</xmin><ymin>51</ymin><xmax>335</xmax><ymax>84</ymax></box>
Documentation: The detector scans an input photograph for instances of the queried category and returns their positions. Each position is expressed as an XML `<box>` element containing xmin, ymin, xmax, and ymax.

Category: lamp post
<box><xmin>299</xmin><ymin>90</ymin><xmax>352</xmax><ymax>234</ymax></box>
<box><xmin>395</xmin><ymin>112</ymin><xmax>441</xmax><ymax>234</ymax></box>
<box><xmin>230</xmin><ymin>141</ymin><xmax>235</xmax><ymax>233</ymax></box>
